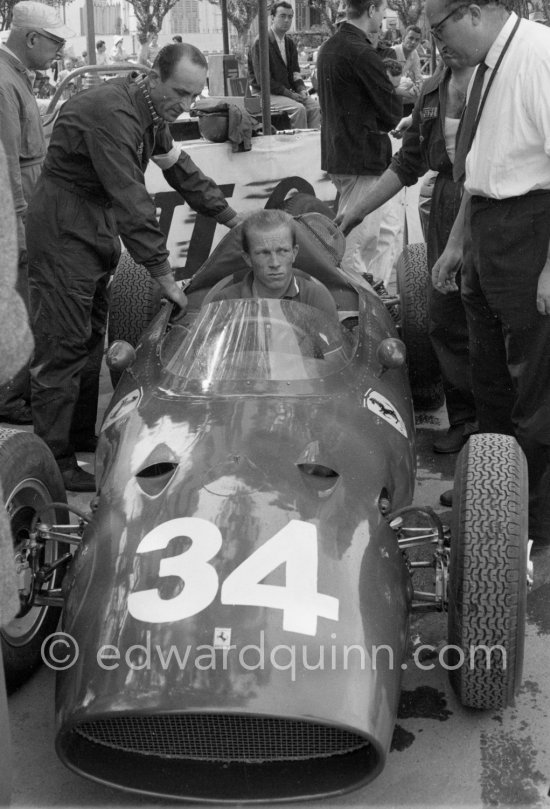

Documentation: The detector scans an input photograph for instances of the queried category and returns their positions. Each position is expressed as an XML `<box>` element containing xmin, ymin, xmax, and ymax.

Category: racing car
<box><xmin>0</xmin><ymin>212</ymin><xmax>529</xmax><ymax>802</ymax></box>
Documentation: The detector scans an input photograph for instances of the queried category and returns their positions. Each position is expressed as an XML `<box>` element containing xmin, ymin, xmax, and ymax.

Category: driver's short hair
<box><xmin>242</xmin><ymin>209</ymin><xmax>296</xmax><ymax>253</ymax></box>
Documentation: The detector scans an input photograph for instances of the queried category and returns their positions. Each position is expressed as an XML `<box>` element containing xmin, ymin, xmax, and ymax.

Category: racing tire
<box><xmin>0</xmin><ymin>429</ymin><xmax>68</xmax><ymax>693</ymax></box>
<box><xmin>108</xmin><ymin>252</ymin><xmax>161</xmax><ymax>387</ymax></box>
<box><xmin>396</xmin><ymin>243</ymin><xmax>444</xmax><ymax>410</ymax></box>
<box><xmin>447</xmin><ymin>433</ymin><xmax>528</xmax><ymax>710</ymax></box>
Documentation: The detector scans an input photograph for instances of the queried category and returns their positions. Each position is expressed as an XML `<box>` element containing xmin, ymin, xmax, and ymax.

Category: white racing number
<box><xmin>128</xmin><ymin>519</ymin><xmax>339</xmax><ymax>636</ymax></box>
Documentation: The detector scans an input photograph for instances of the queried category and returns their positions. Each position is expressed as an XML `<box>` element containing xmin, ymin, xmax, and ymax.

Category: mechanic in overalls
<box><xmin>336</xmin><ymin>51</ymin><xmax>478</xmax><ymax>457</ymax></box>
<box><xmin>26</xmin><ymin>43</ymin><xmax>240</xmax><ymax>492</ymax></box>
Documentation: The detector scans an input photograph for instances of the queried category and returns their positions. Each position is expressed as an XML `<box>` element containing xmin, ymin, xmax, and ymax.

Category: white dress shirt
<box><xmin>273</xmin><ymin>32</ymin><xmax>287</xmax><ymax>65</ymax></box>
<box><xmin>465</xmin><ymin>12</ymin><xmax>550</xmax><ymax>198</ymax></box>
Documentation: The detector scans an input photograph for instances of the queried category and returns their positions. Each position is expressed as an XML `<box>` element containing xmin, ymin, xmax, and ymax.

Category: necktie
<box><xmin>452</xmin><ymin>62</ymin><xmax>489</xmax><ymax>183</ymax></box>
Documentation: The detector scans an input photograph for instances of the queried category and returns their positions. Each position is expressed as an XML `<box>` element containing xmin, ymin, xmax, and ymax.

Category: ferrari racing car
<box><xmin>0</xmin><ymin>212</ymin><xmax>529</xmax><ymax>802</ymax></box>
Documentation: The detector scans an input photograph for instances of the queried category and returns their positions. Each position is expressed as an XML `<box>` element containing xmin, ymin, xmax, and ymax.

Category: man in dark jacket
<box><xmin>248</xmin><ymin>0</ymin><xmax>320</xmax><ymax>130</ymax></box>
<box><xmin>27</xmin><ymin>43</ymin><xmax>239</xmax><ymax>492</ymax></box>
<box><xmin>316</xmin><ymin>0</ymin><xmax>402</xmax><ymax>277</ymax></box>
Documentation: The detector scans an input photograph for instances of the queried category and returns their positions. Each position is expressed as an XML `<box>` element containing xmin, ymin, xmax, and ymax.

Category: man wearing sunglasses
<box><xmin>428</xmin><ymin>0</ymin><xmax>550</xmax><ymax>549</ymax></box>
<box><xmin>0</xmin><ymin>1</ymin><xmax>72</xmax><ymax>426</ymax></box>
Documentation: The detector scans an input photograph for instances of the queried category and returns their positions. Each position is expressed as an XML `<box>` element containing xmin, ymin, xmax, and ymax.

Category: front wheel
<box><xmin>447</xmin><ymin>433</ymin><xmax>528</xmax><ymax>709</ymax></box>
<box><xmin>0</xmin><ymin>429</ymin><xmax>68</xmax><ymax>692</ymax></box>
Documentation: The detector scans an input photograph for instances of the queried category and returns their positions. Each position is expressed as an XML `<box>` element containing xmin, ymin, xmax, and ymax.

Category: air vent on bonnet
<box><xmin>59</xmin><ymin>713</ymin><xmax>380</xmax><ymax>801</ymax></box>
<box><xmin>135</xmin><ymin>461</ymin><xmax>178</xmax><ymax>496</ymax></box>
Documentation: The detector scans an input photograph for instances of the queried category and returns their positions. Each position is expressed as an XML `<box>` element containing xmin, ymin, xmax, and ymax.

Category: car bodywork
<box><xmin>2</xmin><ymin>217</ymin><xmax>527</xmax><ymax>803</ymax></box>
<box><xmin>55</xmin><ymin>222</ymin><xmax>419</xmax><ymax>801</ymax></box>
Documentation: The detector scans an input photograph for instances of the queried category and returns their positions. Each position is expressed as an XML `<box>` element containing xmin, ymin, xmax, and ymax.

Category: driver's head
<box><xmin>242</xmin><ymin>210</ymin><xmax>299</xmax><ymax>298</ymax></box>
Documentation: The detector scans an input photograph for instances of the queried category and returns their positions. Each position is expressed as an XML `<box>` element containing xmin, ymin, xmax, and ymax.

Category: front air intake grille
<box><xmin>74</xmin><ymin>714</ymin><xmax>369</xmax><ymax>762</ymax></box>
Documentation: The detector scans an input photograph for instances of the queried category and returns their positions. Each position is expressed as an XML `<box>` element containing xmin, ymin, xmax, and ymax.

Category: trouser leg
<box><xmin>465</xmin><ymin>194</ymin><xmax>550</xmax><ymax>542</ymax></box>
<box><xmin>269</xmin><ymin>95</ymin><xmax>307</xmax><ymax>129</ymax></box>
<box><xmin>303</xmin><ymin>95</ymin><xmax>321</xmax><ymax>129</ymax></box>
<box><xmin>0</xmin><ymin>222</ymin><xmax>32</xmax><ymax>416</ymax></box>
<box><xmin>27</xmin><ymin>179</ymin><xmax>119</xmax><ymax>469</ymax></box>
<box><xmin>70</xmin><ymin>273</ymin><xmax>110</xmax><ymax>445</ymax></box>
<box><xmin>374</xmin><ymin>192</ymin><xmax>405</xmax><ymax>286</ymax></box>
<box><xmin>332</xmin><ymin>174</ymin><xmax>385</xmax><ymax>279</ymax></box>
<box><xmin>429</xmin><ymin>277</ymin><xmax>476</xmax><ymax>427</ymax></box>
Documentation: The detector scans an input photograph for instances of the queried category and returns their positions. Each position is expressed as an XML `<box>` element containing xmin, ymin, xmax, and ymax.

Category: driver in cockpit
<box><xmin>210</xmin><ymin>209</ymin><xmax>339</xmax><ymax>319</ymax></box>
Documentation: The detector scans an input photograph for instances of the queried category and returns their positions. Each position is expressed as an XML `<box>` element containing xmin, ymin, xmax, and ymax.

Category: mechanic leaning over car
<box><xmin>336</xmin><ymin>52</ymin><xmax>478</xmax><ymax>456</ymax></box>
<box><xmin>0</xmin><ymin>1</ymin><xmax>71</xmax><ymax>426</ymax></box>
<box><xmin>26</xmin><ymin>42</ymin><xmax>240</xmax><ymax>493</ymax></box>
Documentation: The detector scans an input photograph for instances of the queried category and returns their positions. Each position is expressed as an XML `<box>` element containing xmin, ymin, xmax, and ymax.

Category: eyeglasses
<box><xmin>430</xmin><ymin>4</ymin><xmax>469</xmax><ymax>40</ymax></box>
<box><xmin>33</xmin><ymin>30</ymin><xmax>66</xmax><ymax>49</ymax></box>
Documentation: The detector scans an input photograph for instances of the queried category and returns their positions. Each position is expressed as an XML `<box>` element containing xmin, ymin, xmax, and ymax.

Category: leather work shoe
<box><xmin>433</xmin><ymin>423</ymin><xmax>472</xmax><ymax>454</ymax></box>
<box><xmin>61</xmin><ymin>465</ymin><xmax>96</xmax><ymax>493</ymax></box>
<box><xmin>73</xmin><ymin>435</ymin><xmax>98</xmax><ymax>453</ymax></box>
<box><xmin>0</xmin><ymin>402</ymin><xmax>32</xmax><ymax>425</ymax></box>
<box><xmin>439</xmin><ymin>489</ymin><xmax>453</xmax><ymax>508</ymax></box>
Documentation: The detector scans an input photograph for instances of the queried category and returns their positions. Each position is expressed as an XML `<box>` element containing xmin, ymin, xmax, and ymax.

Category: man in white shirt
<box><xmin>110</xmin><ymin>35</ymin><xmax>130</xmax><ymax>63</ymax></box>
<box><xmin>393</xmin><ymin>24</ymin><xmax>424</xmax><ymax>108</ymax></box>
<box><xmin>429</xmin><ymin>0</ymin><xmax>550</xmax><ymax>547</ymax></box>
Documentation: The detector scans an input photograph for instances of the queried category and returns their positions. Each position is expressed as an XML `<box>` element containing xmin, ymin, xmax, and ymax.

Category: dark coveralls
<box><xmin>391</xmin><ymin>68</ymin><xmax>476</xmax><ymax>429</ymax></box>
<box><xmin>26</xmin><ymin>73</ymin><xmax>237</xmax><ymax>472</ymax></box>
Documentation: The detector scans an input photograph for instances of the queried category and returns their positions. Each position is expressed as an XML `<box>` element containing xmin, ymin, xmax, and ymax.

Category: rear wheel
<box><xmin>396</xmin><ymin>243</ymin><xmax>443</xmax><ymax>410</ymax></box>
<box><xmin>108</xmin><ymin>252</ymin><xmax>161</xmax><ymax>387</ymax></box>
<box><xmin>0</xmin><ymin>429</ymin><xmax>68</xmax><ymax>692</ymax></box>
<box><xmin>447</xmin><ymin>433</ymin><xmax>528</xmax><ymax>709</ymax></box>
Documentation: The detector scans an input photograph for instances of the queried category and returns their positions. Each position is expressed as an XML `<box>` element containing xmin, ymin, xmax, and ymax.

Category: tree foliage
<box><xmin>308</xmin><ymin>0</ymin><xmax>342</xmax><ymax>33</ymax></box>
<box><xmin>387</xmin><ymin>0</ymin><xmax>424</xmax><ymax>28</ymax></box>
<box><xmin>126</xmin><ymin>0</ymin><xmax>181</xmax><ymax>41</ymax></box>
<box><xmin>204</xmin><ymin>0</ymin><xmax>259</xmax><ymax>66</ymax></box>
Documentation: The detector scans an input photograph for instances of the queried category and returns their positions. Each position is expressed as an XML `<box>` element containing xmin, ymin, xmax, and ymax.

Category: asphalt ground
<box><xmin>6</xmin><ymin>363</ymin><xmax>550</xmax><ymax>808</ymax></box>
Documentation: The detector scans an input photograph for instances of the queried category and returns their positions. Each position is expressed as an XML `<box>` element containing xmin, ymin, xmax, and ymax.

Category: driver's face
<box><xmin>244</xmin><ymin>224</ymin><xmax>298</xmax><ymax>297</ymax></box>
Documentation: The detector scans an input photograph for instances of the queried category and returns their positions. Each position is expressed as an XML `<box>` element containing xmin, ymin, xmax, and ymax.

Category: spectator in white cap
<box><xmin>110</xmin><ymin>34</ymin><xmax>130</xmax><ymax>62</ymax></box>
<box><xmin>0</xmin><ymin>0</ymin><xmax>73</xmax><ymax>426</ymax></box>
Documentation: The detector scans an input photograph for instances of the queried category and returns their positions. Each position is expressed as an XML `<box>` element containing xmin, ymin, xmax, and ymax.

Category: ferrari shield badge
<box><xmin>364</xmin><ymin>389</ymin><xmax>407</xmax><ymax>438</ymax></box>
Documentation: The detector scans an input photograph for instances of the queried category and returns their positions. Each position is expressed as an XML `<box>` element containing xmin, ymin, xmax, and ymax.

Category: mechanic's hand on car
<box><xmin>431</xmin><ymin>247</ymin><xmax>461</xmax><ymax>293</ymax></box>
<box><xmin>392</xmin><ymin>114</ymin><xmax>413</xmax><ymax>138</ymax></box>
<box><xmin>536</xmin><ymin>261</ymin><xmax>550</xmax><ymax>315</ymax></box>
<box><xmin>334</xmin><ymin>205</ymin><xmax>364</xmax><ymax>237</ymax></box>
<box><xmin>156</xmin><ymin>273</ymin><xmax>188</xmax><ymax>322</ymax></box>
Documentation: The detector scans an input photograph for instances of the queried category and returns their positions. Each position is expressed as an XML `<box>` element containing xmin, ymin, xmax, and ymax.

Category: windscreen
<box><xmin>161</xmin><ymin>298</ymin><xmax>353</xmax><ymax>388</ymax></box>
